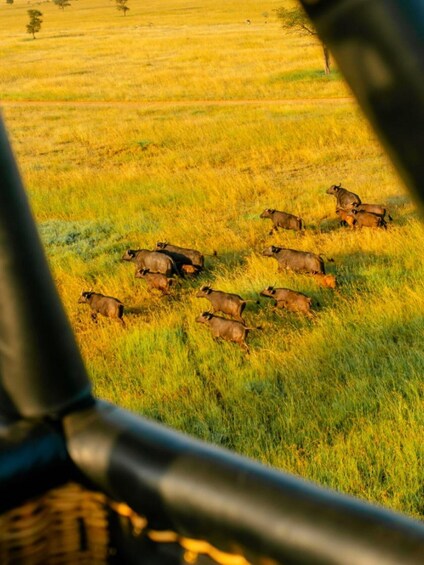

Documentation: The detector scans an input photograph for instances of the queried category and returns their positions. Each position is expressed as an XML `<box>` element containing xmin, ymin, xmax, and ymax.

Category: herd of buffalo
<box><xmin>78</xmin><ymin>184</ymin><xmax>392</xmax><ymax>353</ymax></box>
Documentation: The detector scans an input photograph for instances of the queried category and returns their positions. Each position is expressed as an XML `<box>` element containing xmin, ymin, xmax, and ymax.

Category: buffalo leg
<box><xmin>240</xmin><ymin>341</ymin><xmax>250</xmax><ymax>354</ymax></box>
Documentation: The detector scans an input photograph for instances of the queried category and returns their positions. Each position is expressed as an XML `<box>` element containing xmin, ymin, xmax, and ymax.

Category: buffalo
<box><xmin>352</xmin><ymin>202</ymin><xmax>392</xmax><ymax>221</ymax></box>
<box><xmin>78</xmin><ymin>291</ymin><xmax>125</xmax><ymax>327</ymax></box>
<box><xmin>135</xmin><ymin>268</ymin><xmax>175</xmax><ymax>295</ymax></box>
<box><xmin>155</xmin><ymin>242</ymin><xmax>204</xmax><ymax>269</ymax></box>
<box><xmin>260</xmin><ymin>209</ymin><xmax>304</xmax><ymax>234</ymax></box>
<box><xmin>326</xmin><ymin>183</ymin><xmax>361</xmax><ymax>210</ymax></box>
<box><xmin>196</xmin><ymin>285</ymin><xmax>258</xmax><ymax>324</ymax></box>
<box><xmin>350</xmin><ymin>209</ymin><xmax>387</xmax><ymax>228</ymax></box>
<box><xmin>336</xmin><ymin>208</ymin><xmax>355</xmax><ymax>227</ymax></box>
<box><xmin>122</xmin><ymin>249</ymin><xmax>179</xmax><ymax>276</ymax></box>
<box><xmin>262</xmin><ymin>246</ymin><xmax>326</xmax><ymax>274</ymax></box>
<box><xmin>260</xmin><ymin>286</ymin><xmax>313</xmax><ymax>316</ymax></box>
<box><xmin>196</xmin><ymin>312</ymin><xmax>254</xmax><ymax>353</ymax></box>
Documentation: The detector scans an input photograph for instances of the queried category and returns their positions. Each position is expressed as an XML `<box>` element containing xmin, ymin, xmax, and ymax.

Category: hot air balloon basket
<box><xmin>0</xmin><ymin>482</ymin><xmax>250</xmax><ymax>565</ymax></box>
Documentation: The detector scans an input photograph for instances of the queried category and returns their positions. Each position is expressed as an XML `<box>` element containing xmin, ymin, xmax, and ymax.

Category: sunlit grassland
<box><xmin>0</xmin><ymin>0</ymin><xmax>349</xmax><ymax>101</ymax></box>
<box><xmin>1</xmin><ymin>0</ymin><xmax>423</xmax><ymax>519</ymax></box>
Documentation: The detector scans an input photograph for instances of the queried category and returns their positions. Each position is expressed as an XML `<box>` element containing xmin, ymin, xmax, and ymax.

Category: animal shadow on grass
<box><xmin>386</xmin><ymin>195</ymin><xmax>410</xmax><ymax>207</ymax></box>
<box><xmin>209</xmin><ymin>250</ymin><xmax>248</xmax><ymax>270</ymax></box>
<box><xmin>332</xmin><ymin>251</ymin><xmax>394</xmax><ymax>293</ymax></box>
<box><xmin>213</xmin><ymin>338</ymin><xmax>252</xmax><ymax>357</ymax></box>
<box><xmin>124</xmin><ymin>304</ymin><xmax>153</xmax><ymax>317</ymax></box>
<box><xmin>263</xmin><ymin>304</ymin><xmax>316</xmax><ymax>328</ymax></box>
<box><xmin>123</xmin><ymin>299</ymin><xmax>178</xmax><ymax>326</ymax></box>
<box><xmin>335</xmin><ymin>250</ymin><xmax>392</xmax><ymax>268</ymax></box>
<box><xmin>382</xmin><ymin>197</ymin><xmax>418</xmax><ymax>226</ymax></box>
<box><xmin>191</xmin><ymin>251</ymin><xmax>250</xmax><ymax>286</ymax></box>
<box><xmin>316</xmin><ymin>216</ymin><xmax>346</xmax><ymax>234</ymax></box>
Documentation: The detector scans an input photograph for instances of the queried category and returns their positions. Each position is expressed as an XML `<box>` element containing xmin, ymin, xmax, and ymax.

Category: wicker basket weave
<box><xmin>0</xmin><ymin>483</ymin><xmax>250</xmax><ymax>565</ymax></box>
<box><xmin>0</xmin><ymin>483</ymin><xmax>109</xmax><ymax>564</ymax></box>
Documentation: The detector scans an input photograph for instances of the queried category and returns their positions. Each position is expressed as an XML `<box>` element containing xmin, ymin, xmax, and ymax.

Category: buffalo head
<box><xmin>326</xmin><ymin>183</ymin><xmax>342</xmax><ymax>195</ymax></box>
<box><xmin>260</xmin><ymin>209</ymin><xmax>275</xmax><ymax>219</ymax></box>
<box><xmin>260</xmin><ymin>286</ymin><xmax>276</xmax><ymax>297</ymax></box>
<box><xmin>262</xmin><ymin>246</ymin><xmax>282</xmax><ymax>257</ymax></box>
<box><xmin>78</xmin><ymin>291</ymin><xmax>93</xmax><ymax>303</ymax></box>
<box><xmin>196</xmin><ymin>312</ymin><xmax>213</xmax><ymax>324</ymax></box>
<box><xmin>122</xmin><ymin>249</ymin><xmax>136</xmax><ymax>261</ymax></box>
<box><xmin>196</xmin><ymin>285</ymin><xmax>212</xmax><ymax>298</ymax></box>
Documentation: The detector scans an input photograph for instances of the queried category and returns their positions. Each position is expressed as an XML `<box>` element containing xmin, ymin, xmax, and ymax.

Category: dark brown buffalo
<box><xmin>196</xmin><ymin>285</ymin><xmax>258</xmax><ymax>324</ymax></box>
<box><xmin>196</xmin><ymin>312</ymin><xmax>254</xmax><ymax>353</ymax></box>
<box><xmin>262</xmin><ymin>246</ymin><xmax>326</xmax><ymax>274</ymax></box>
<box><xmin>350</xmin><ymin>209</ymin><xmax>387</xmax><ymax>228</ymax></box>
<box><xmin>260</xmin><ymin>209</ymin><xmax>304</xmax><ymax>234</ymax></box>
<box><xmin>352</xmin><ymin>202</ymin><xmax>392</xmax><ymax>221</ymax></box>
<box><xmin>260</xmin><ymin>286</ymin><xmax>313</xmax><ymax>315</ymax></box>
<box><xmin>122</xmin><ymin>249</ymin><xmax>179</xmax><ymax>276</ymax></box>
<box><xmin>78</xmin><ymin>291</ymin><xmax>125</xmax><ymax>326</ymax></box>
<box><xmin>326</xmin><ymin>184</ymin><xmax>361</xmax><ymax>210</ymax></box>
<box><xmin>155</xmin><ymin>242</ymin><xmax>204</xmax><ymax>269</ymax></box>
<box><xmin>135</xmin><ymin>268</ymin><xmax>175</xmax><ymax>295</ymax></box>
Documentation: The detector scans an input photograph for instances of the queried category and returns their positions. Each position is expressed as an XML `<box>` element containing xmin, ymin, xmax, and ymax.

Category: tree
<box><xmin>276</xmin><ymin>5</ymin><xmax>331</xmax><ymax>75</ymax></box>
<box><xmin>27</xmin><ymin>10</ymin><xmax>42</xmax><ymax>39</ymax></box>
<box><xmin>53</xmin><ymin>0</ymin><xmax>71</xmax><ymax>9</ymax></box>
<box><xmin>115</xmin><ymin>0</ymin><xmax>129</xmax><ymax>16</ymax></box>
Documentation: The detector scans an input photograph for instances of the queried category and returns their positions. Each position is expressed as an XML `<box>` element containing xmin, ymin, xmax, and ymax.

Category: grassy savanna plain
<box><xmin>1</xmin><ymin>0</ymin><xmax>423</xmax><ymax>520</ymax></box>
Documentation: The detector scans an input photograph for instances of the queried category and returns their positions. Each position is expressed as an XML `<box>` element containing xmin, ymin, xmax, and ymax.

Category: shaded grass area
<box><xmin>270</xmin><ymin>69</ymin><xmax>343</xmax><ymax>83</ymax></box>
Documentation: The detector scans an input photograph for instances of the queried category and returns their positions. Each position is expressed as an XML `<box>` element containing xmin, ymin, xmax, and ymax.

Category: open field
<box><xmin>1</xmin><ymin>0</ymin><xmax>423</xmax><ymax>519</ymax></box>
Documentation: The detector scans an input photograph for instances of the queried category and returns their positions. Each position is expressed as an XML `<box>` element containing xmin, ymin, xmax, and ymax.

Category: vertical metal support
<box><xmin>0</xmin><ymin>118</ymin><xmax>92</xmax><ymax>418</ymax></box>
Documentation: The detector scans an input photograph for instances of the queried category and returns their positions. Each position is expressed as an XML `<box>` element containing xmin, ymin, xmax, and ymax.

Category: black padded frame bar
<box><xmin>298</xmin><ymin>0</ymin><xmax>424</xmax><ymax>204</ymax></box>
<box><xmin>0</xmin><ymin>119</ymin><xmax>92</xmax><ymax>418</ymax></box>
<box><xmin>64</xmin><ymin>402</ymin><xmax>424</xmax><ymax>565</ymax></box>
